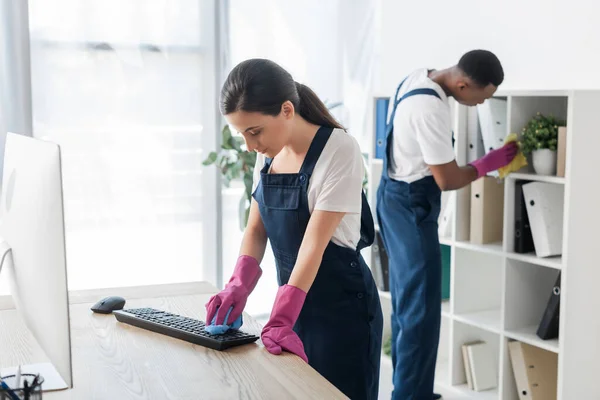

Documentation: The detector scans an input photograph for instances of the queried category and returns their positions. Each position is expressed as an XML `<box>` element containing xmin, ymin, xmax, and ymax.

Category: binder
<box><xmin>374</xmin><ymin>97</ymin><xmax>390</xmax><ymax>159</ymax></box>
<box><xmin>514</xmin><ymin>180</ymin><xmax>535</xmax><ymax>254</ymax></box>
<box><xmin>467</xmin><ymin>107</ymin><xmax>485</xmax><ymax>163</ymax></box>
<box><xmin>521</xmin><ymin>182</ymin><xmax>565</xmax><ymax>257</ymax></box>
<box><xmin>557</xmin><ymin>126</ymin><xmax>567</xmax><ymax>177</ymax></box>
<box><xmin>441</xmin><ymin>244</ymin><xmax>451</xmax><ymax>300</ymax></box>
<box><xmin>438</xmin><ymin>191</ymin><xmax>454</xmax><ymax>238</ymax></box>
<box><xmin>508</xmin><ymin>341</ymin><xmax>558</xmax><ymax>400</ymax></box>
<box><xmin>477</xmin><ymin>98</ymin><xmax>507</xmax><ymax>153</ymax></box>
<box><xmin>466</xmin><ymin>341</ymin><xmax>497</xmax><ymax>391</ymax></box>
<box><xmin>371</xmin><ymin>229</ymin><xmax>389</xmax><ymax>291</ymax></box>
<box><xmin>470</xmin><ymin>177</ymin><xmax>504</xmax><ymax>244</ymax></box>
<box><xmin>461</xmin><ymin>340</ymin><xmax>484</xmax><ymax>390</ymax></box>
<box><xmin>536</xmin><ymin>272</ymin><xmax>561</xmax><ymax>340</ymax></box>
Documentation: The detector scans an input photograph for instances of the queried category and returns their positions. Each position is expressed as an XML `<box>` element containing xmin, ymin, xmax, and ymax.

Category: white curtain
<box><xmin>339</xmin><ymin>0</ymin><xmax>378</xmax><ymax>154</ymax></box>
<box><xmin>0</xmin><ymin>0</ymin><xmax>34</xmax><ymax>186</ymax></box>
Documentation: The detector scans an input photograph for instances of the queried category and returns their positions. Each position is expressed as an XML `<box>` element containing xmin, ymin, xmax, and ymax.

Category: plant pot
<box><xmin>532</xmin><ymin>149</ymin><xmax>557</xmax><ymax>176</ymax></box>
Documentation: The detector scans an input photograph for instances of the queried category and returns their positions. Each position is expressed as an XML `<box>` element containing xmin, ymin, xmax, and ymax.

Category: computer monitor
<box><xmin>0</xmin><ymin>132</ymin><xmax>72</xmax><ymax>390</ymax></box>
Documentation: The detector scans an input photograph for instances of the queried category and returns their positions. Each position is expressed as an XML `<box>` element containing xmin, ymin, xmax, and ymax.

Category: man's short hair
<box><xmin>458</xmin><ymin>50</ymin><xmax>504</xmax><ymax>87</ymax></box>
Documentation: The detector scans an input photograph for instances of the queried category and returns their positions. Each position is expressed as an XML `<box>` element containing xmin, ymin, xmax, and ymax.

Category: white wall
<box><xmin>376</xmin><ymin>0</ymin><xmax>600</xmax><ymax>94</ymax></box>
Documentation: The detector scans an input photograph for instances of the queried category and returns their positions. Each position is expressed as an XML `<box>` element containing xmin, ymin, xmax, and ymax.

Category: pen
<box><xmin>29</xmin><ymin>374</ymin><xmax>39</xmax><ymax>391</ymax></box>
<box><xmin>0</xmin><ymin>379</ymin><xmax>20</xmax><ymax>400</ymax></box>
<box><xmin>15</xmin><ymin>366</ymin><xmax>20</xmax><ymax>389</ymax></box>
<box><xmin>24</xmin><ymin>379</ymin><xmax>29</xmax><ymax>400</ymax></box>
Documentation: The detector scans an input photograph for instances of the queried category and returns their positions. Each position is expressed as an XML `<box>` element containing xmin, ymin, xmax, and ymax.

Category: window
<box><xmin>25</xmin><ymin>0</ymin><xmax>220</xmax><ymax>290</ymax></box>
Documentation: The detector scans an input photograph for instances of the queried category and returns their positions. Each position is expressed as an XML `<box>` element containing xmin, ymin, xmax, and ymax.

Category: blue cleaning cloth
<box><xmin>205</xmin><ymin>306</ymin><xmax>243</xmax><ymax>335</ymax></box>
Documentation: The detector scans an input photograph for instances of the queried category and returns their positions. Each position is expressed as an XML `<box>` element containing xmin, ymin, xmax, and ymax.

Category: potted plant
<box><xmin>203</xmin><ymin>124</ymin><xmax>256</xmax><ymax>231</ymax></box>
<box><xmin>520</xmin><ymin>112</ymin><xmax>566</xmax><ymax>176</ymax></box>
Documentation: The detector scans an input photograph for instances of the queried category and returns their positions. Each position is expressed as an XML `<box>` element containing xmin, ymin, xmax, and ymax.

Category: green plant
<box><xmin>383</xmin><ymin>335</ymin><xmax>392</xmax><ymax>357</ymax></box>
<box><xmin>203</xmin><ymin>125</ymin><xmax>256</xmax><ymax>230</ymax></box>
<box><xmin>520</xmin><ymin>112</ymin><xmax>566</xmax><ymax>156</ymax></box>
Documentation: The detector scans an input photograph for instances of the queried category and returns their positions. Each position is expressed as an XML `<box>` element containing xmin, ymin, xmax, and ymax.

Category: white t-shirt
<box><xmin>387</xmin><ymin>68</ymin><xmax>455</xmax><ymax>183</ymax></box>
<box><xmin>252</xmin><ymin>128</ymin><xmax>364</xmax><ymax>249</ymax></box>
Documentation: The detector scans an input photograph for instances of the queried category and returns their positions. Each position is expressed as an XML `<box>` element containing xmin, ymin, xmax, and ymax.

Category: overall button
<box><xmin>357</xmin><ymin>292</ymin><xmax>364</xmax><ymax>299</ymax></box>
<box><xmin>350</xmin><ymin>261</ymin><xmax>358</xmax><ymax>268</ymax></box>
<box><xmin>299</xmin><ymin>174</ymin><xmax>307</xmax><ymax>183</ymax></box>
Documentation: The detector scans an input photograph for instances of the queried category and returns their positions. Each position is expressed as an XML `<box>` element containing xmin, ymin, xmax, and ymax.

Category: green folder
<box><xmin>441</xmin><ymin>244</ymin><xmax>451</xmax><ymax>300</ymax></box>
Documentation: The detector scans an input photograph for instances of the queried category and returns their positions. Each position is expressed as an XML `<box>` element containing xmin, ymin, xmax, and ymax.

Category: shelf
<box><xmin>454</xmin><ymin>309</ymin><xmax>502</xmax><ymax>334</ymax></box>
<box><xmin>506</xmin><ymin>251</ymin><xmax>562</xmax><ymax>270</ymax></box>
<box><xmin>454</xmin><ymin>241</ymin><xmax>504</xmax><ymax>256</ymax></box>
<box><xmin>507</xmin><ymin>172</ymin><xmax>565</xmax><ymax>185</ymax></box>
<box><xmin>504</xmin><ymin>325</ymin><xmax>559</xmax><ymax>354</ymax></box>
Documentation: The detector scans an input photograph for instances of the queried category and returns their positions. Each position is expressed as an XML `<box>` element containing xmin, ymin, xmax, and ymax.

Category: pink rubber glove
<box><xmin>205</xmin><ymin>255</ymin><xmax>262</xmax><ymax>325</ymax></box>
<box><xmin>469</xmin><ymin>141</ymin><xmax>519</xmax><ymax>178</ymax></box>
<box><xmin>261</xmin><ymin>284</ymin><xmax>308</xmax><ymax>363</ymax></box>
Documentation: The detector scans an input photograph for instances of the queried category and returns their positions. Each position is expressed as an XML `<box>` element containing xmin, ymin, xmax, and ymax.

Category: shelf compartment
<box><xmin>504</xmin><ymin>259</ymin><xmax>561</xmax><ymax>353</ymax></box>
<box><xmin>451</xmin><ymin>320</ymin><xmax>501</xmax><ymax>398</ymax></box>
<box><xmin>453</xmin><ymin>248</ymin><xmax>503</xmax><ymax>325</ymax></box>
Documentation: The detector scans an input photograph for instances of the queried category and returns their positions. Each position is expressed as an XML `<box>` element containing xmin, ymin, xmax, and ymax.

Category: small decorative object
<box><xmin>520</xmin><ymin>112</ymin><xmax>566</xmax><ymax>176</ymax></box>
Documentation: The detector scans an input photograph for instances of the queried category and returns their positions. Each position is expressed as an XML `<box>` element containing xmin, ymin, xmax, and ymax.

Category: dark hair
<box><xmin>458</xmin><ymin>50</ymin><xmax>504</xmax><ymax>87</ymax></box>
<box><xmin>219</xmin><ymin>58</ymin><xmax>343</xmax><ymax>129</ymax></box>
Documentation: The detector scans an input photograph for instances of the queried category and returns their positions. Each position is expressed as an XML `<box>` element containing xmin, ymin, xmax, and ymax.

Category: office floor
<box><xmin>378</xmin><ymin>353</ymin><xmax>466</xmax><ymax>400</ymax></box>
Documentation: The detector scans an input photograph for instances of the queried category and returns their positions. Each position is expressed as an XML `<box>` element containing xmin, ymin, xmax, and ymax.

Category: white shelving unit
<box><xmin>365</xmin><ymin>89</ymin><xmax>600</xmax><ymax>399</ymax></box>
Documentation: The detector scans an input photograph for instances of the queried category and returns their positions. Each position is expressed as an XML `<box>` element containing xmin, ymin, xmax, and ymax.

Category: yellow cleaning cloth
<box><xmin>498</xmin><ymin>133</ymin><xmax>528</xmax><ymax>179</ymax></box>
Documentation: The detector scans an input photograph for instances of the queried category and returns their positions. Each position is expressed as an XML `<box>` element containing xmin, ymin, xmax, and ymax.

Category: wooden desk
<box><xmin>0</xmin><ymin>282</ymin><xmax>347</xmax><ymax>399</ymax></box>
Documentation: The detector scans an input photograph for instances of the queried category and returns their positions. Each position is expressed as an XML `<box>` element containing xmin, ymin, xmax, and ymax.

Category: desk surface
<box><xmin>0</xmin><ymin>282</ymin><xmax>347</xmax><ymax>399</ymax></box>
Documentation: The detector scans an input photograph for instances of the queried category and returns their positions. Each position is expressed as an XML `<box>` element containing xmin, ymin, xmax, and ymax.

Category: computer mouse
<box><xmin>91</xmin><ymin>296</ymin><xmax>126</xmax><ymax>314</ymax></box>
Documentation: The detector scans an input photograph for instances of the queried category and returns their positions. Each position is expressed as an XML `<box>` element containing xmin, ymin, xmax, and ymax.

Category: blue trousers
<box><xmin>376</xmin><ymin>175</ymin><xmax>442</xmax><ymax>400</ymax></box>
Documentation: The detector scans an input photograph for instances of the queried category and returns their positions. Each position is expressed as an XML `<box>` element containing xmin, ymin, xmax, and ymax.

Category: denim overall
<box><xmin>252</xmin><ymin>126</ymin><xmax>383</xmax><ymax>400</ymax></box>
<box><xmin>376</xmin><ymin>78</ymin><xmax>444</xmax><ymax>399</ymax></box>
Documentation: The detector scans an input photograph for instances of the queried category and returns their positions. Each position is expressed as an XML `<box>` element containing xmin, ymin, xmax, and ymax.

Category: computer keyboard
<box><xmin>113</xmin><ymin>308</ymin><xmax>260</xmax><ymax>351</ymax></box>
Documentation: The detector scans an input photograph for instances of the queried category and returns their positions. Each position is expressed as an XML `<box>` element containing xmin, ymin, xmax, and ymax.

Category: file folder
<box><xmin>521</xmin><ymin>182</ymin><xmax>565</xmax><ymax>257</ymax></box>
<box><xmin>477</xmin><ymin>98</ymin><xmax>507</xmax><ymax>153</ymax></box>
<box><xmin>467</xmin><ymin>106</ymin><xmax>485</xmax><ymax>163</ymax></box>
<box><xmin>371</xmin><ymin>229</ymin><xmax>389</xmax><ymax>291</ymax></box>
<box><xmin>514</xmin><ymin>180</ymin><xmax>535</xmax><ymax>254</ymax></box>
<box><xmin>374</xmin><ymin>97</ymin><xmax>390</xmax><ymax>159</ymax></box>
<box><xmin>508</xmin><ymin>341</ymin><xmax>558</xmax><ymax>400</ymax></box>
<box><xmin>557</xmin><ymin>126</ymin><xmax>567</xmax><ymax>177</ymax></box>
<box><xmin>438</xmin><ymin>191</ymin><xmax>454</xmax><ymax>238</ymax></box>
<box><xmin>470</xmin><ymin>177</ymin><xmax>504</xmax><ymax>244</ymax></box>
<box><xmin>468</xmin><ymin>341</ymin><xmax>497</xmax><ymax>392</ymax></box>
<box><xmin>536</xmin><ymin>272</ymin><xmax>561</xmax><ymax>340</ymax></box>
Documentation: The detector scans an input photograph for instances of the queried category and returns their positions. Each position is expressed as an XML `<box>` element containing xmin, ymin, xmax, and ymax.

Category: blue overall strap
<box><xmin>382</xmin><ymin>79</ymin><xmax>442</xmax><ymax>179</ymax></box>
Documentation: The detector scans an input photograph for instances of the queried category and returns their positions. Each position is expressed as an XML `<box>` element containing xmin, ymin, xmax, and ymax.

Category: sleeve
<box><xmin>313</xmin><ymin>136</ymin><xmax>364</xmax><ymax>214</ymax></box>
<box><xmin>412</xmin><ymin>108</ymin><xmax>455</xmax><ymax>166</ymax></box>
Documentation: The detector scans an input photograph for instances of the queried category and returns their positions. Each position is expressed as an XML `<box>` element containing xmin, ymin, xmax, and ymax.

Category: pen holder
<box><xmin>0</xmin><ymin>374</ymin><xmax>44</xmax><ymax>400</ymax></box>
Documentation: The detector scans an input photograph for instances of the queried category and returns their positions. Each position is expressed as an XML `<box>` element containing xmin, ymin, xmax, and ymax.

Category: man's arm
<box><xmin>428</xmin><ymin>160</ymin><xmax>478</xmax><ymax>191</ymax></box>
